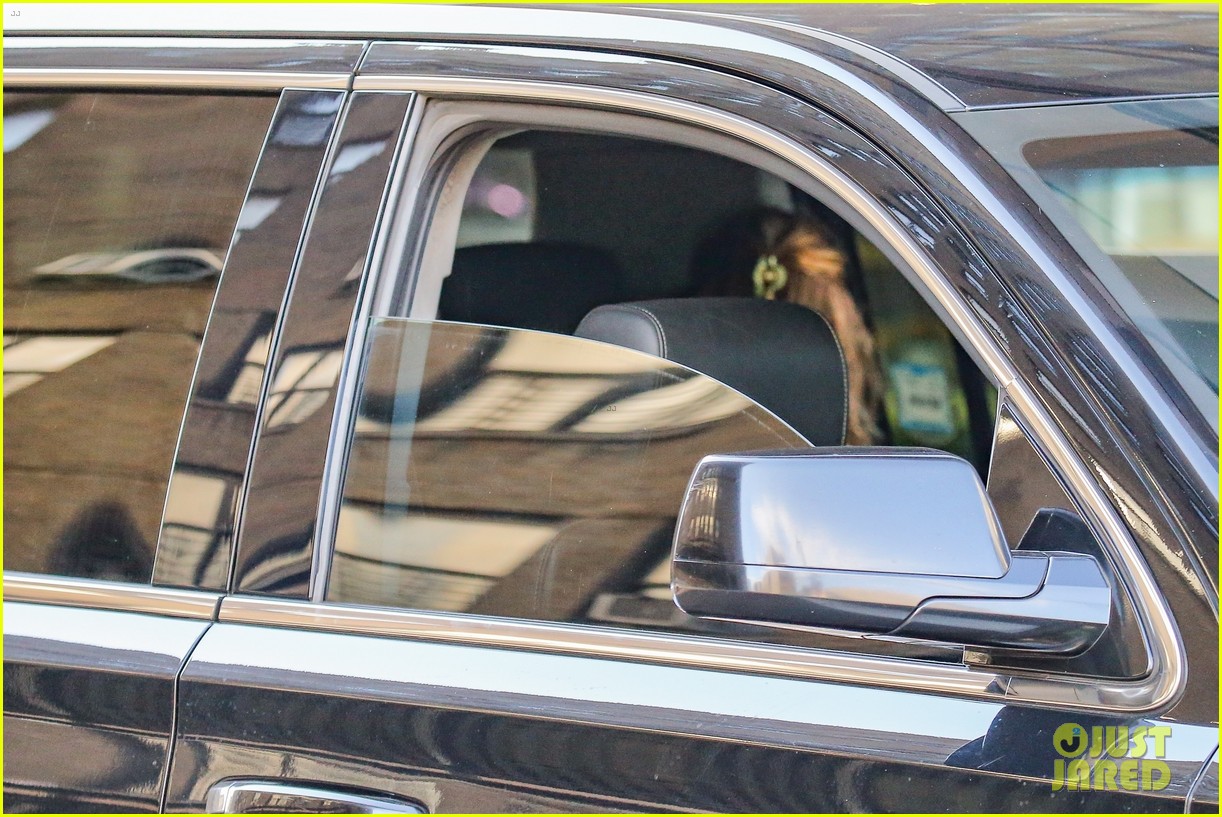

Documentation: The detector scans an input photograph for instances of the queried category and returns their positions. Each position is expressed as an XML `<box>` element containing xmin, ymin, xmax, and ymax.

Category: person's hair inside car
<box><xmin>693</xmin><ymin>206</ymin><xmax>885</xmax><ymax>445</ymax></box>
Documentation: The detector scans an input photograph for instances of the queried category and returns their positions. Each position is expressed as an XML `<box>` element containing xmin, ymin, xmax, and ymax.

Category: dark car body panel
<box><xmin>164</xmin><ymin>623</ymin><xmax>1202</xmax><ymax>813</ymax></box>
<box><xmin>634</xmin><ymin>4</ymin><xmax>1219</xmax><ymax>108</ymax></box>
<box><xmin>3</xmin><ymin>5</ymin><xmax>1217</xmax><ymax>813</ymax></box>
<box><xmin>3</xmin><ymin>599</ymin><xmax>214</xmax><ymax>812</ymax></box>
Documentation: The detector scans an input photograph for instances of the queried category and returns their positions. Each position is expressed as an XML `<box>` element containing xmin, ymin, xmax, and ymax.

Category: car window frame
<box><xmin>261</xmin><ymin>42</ymin><xmax>1184</xmax><ymax>716</ymax></box>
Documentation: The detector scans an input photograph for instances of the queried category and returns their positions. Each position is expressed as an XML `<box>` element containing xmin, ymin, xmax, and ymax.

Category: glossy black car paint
<box><xmin>166</xmin><ymin>664</ymin><xmax>1182</xmax><ymax>813</ymax></box>
<box><xmin>3</xmin><ymin>603</ymin><xmax>212</xmax><ymax>812</ymax></box>
<box><xmin>155</xmin><ymin>88</ymin><xmax>348</xmax><ymax>591</ymax></box>
<box><xmin>235</xmin><ymin>91</ymin><xmax>415</xmax><ymax>596</ymax></box>
<box><xmin>3</xmin><ymin>5</ymin><xmax>1217</xmax><ymax>814</ymax></box>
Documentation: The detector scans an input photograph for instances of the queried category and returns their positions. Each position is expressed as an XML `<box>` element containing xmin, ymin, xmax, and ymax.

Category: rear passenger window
<box><xmin>3</xmin><ymin>91</ymin><xmax>277</xmax><ymax>581</ymax></box>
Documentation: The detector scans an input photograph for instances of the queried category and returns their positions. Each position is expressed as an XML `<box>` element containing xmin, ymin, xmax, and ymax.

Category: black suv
<box><xmin>4</xmin><ymin>4</ymin><xmax>1217</xmax><ymax>812</ymax></box>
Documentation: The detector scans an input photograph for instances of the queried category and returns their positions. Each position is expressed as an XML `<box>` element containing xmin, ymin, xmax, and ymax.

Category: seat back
<box><xmin>576</xmin><ymin>297</ymin><xmax>847</xmax><ymax>445</ymax></box>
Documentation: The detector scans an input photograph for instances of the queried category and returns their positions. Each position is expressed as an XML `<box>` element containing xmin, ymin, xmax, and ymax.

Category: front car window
<box><xmin>333</xmin><ymin>320</ymin><xmax>807</xmax><ymax>614</ymax></box>
<box><xmin>954</xmin><ymin>98</ymin><xmax>1219</xmax><ymax>431</ymax></box>
<box><xmin>323</xmin><ymin>121</ymin><xmax>1154</xmax><ymax>670</ymax></box>
<box><xmin>330</xmin><ymin>317</ymin><xmax>963</xmax><ymax>659</ymax></box>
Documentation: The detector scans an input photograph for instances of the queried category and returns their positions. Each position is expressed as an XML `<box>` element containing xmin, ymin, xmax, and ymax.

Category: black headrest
<box><xmin>439</xmin><ymin>242</ymin><xmax>627</xmax><ymax>335</ymax></box>
<box><xmin>575</xmin><ymin>298</ymin><xmax>846</xmax><ymax>445</ymax></box>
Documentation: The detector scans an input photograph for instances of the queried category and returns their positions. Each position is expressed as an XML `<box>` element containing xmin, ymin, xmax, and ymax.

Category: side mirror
<box><xmin>671</xmin><ymin>448</ymin><xmax>1111</xmax><ymax>655</ymax></box>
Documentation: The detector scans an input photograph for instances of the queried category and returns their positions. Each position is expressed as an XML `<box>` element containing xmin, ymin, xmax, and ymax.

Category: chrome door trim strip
<box><xmin>224</xmin><ymin>88</ymin><xmax>360</xmax><ymax>596</ymax></box>
<box><xmin>338</xmin><ymin>73</ymin><xmax>1183</xmax><ymax>714</ymax></box>
<box><xmin>307</xmin><ymin>93</ymin><xmax>421</xmax><ymax>603</ymax></box>
<box><xmin>3</xmin><ymin>68</ymin><xmax>350</xmax><ymax>89</ymax></box>
<box><xmin>233</xmin><ymin>91</ymin><xmax>416</xmax><ymax>595</ymax></box>
<box><xmin>220</xmin><ymin>595</ymin><xmax>998</xmax><ymax>696</ymax></box>
<box><xmin>220</xmin><ymin>595</ymin><xmax>1164</xmax><ymax>713</ymax></box>
<box><xmin>3</xmin><ymin>572</ymin><xmax>221</xmax><ymax>619</ymax></box>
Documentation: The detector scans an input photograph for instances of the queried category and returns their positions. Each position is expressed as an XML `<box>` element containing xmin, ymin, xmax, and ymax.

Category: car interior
<box><xmin>439</xmin><ymin>129</ymin><xmax>997</xmax><ymax>467</ymax></box>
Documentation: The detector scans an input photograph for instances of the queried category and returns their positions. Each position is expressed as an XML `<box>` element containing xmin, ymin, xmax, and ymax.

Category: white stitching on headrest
<box><xmin>621</xmin><ymin>303</ymin><xmax>669</xmax><ymax>359</ymax></box>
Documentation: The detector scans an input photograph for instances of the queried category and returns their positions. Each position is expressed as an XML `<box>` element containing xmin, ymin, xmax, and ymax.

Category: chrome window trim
<box><xmin>227</xmin><ymin>89</ymin><xmax>362</xmax><ymax>594</ymax></box>
<box><xmin>232</xmin><ymin>90</ymin><xmax>417</xmax><ymax>595</ymax></box>
<box><xmin>218</xmin><ymin>596</ymin><xmax>997</xmax><ymax>697</ymax></box>
<box><xmin>2</xmin><ymin>572</ymin><xmax>221</xmax><ymax>619</ymax></box>
<box><xmin>237</xmin><ymin>61</ymin><xmax>1178</xmax><ymax>715</ymax></box>
<box><xmin>2</xmin><ymin>68</ymin><xmax>350</xmax><ymax>90</ymax></box>
<box><xmin>221</xmin><ymin>595</ymin><xmax>1158</xmax><ymax>714</ymax></box>
<box><xmin>305</xmin><ymin>91</ymin><xmax>422</xmax><ymax>601</ymax></box>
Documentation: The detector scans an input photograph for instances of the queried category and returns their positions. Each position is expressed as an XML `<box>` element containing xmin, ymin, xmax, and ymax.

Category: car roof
<box><xmin>9</xmin><ymin>3</ymin><xmax>1217</xmax><ymax>110</ymax></box>
<box><xmin>614</xmin><ymin>3</ymin><xmax>1219</xmax><ymax>108</ymax></box>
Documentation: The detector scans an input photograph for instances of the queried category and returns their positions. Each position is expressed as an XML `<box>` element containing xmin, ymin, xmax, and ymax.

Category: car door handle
<box><xmin>206</xmin><ymin>779</ymin><xmax>427</xmax><ymax>814</ymax></box>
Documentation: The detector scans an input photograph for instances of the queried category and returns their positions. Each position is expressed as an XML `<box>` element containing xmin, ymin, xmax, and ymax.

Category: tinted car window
<box><xmin>323</xmin><ymin>125</ymin><xmax>1004</xmax><ymax>659</ymax></box>
<box><xmin>3</xmin><ymin>91</ymin><xmax>276</xmax><ymax>581</ymax></box>
<box><xmin>432</xmin><ymin>130</ymin><xmax>996</xmax><ymax>464</ymax></box>
<box><xmin>329</xmin><ymin>318</ymin><xmax>961</xmax><ymax>659</ymax></box>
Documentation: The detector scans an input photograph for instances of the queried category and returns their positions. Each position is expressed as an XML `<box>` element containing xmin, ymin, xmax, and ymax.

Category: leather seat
<box><xmin>439</xmin><ymin>242</ymin><xmax>628</xmax><ymax>335</ymax></box>
<box><xmin>575</xmin><ymin>297</ymin><xmax>847</xmax><ymax>445</ymax></box>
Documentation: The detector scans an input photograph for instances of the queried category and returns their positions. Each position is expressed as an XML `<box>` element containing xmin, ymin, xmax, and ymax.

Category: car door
<box><xmin>2</xmin><ymin>38</ymin><xmax>360</xmax><ymax>811</ymax></box>
<box><xmin>164</xmin><ymin>34</ymin><xmax>1217</xmax><ymax>813</ymax></box>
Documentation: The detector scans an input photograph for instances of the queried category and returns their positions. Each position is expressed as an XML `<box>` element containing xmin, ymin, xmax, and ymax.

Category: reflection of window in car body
<box><xmin>32</xmin><ymin>247</ymin><xmax>224</xmax><ymax>284</ymax></box>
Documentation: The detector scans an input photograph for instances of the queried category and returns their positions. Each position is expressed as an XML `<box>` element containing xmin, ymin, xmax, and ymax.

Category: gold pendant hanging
<box><xmin>752</xmin><ymin>254</ymin><xmax>788</xmax><ymax>300</ymax></box>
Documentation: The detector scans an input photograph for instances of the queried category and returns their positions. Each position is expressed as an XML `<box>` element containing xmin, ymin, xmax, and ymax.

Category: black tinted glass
<box><xmin>3</xmin><ymin>91</ymin><xmax>276</xmax><ymax>581</ymax></box>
